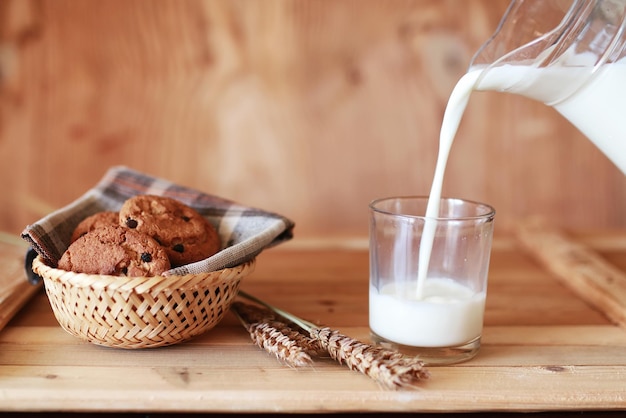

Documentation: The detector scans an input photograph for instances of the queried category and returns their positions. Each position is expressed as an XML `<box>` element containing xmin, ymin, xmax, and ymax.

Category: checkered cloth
<box><xmin>21</xmin><ymin>166</ymin><xmax>295</xmax><ymax>276</ymax></box>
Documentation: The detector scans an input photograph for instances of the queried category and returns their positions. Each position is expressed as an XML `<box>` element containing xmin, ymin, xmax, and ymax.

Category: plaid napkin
<box><xmin>21</xmin><ymin>166</ymin><xmax>295</xmax><ymax>276</ymax></box>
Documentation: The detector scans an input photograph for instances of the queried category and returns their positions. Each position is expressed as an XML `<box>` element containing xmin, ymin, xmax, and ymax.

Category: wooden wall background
<box><xmin>1</xmin><ymin>0</ymin><xmax>625</xmax><ymax>241</ymax></box>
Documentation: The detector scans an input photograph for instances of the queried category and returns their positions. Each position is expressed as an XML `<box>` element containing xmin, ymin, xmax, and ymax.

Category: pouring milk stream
<box><xmin>423</xmin><ymin>0</ymin><xmax>626</xmax><ymax>290</ymax></box>
<box><xmin>372</xmin><ymin>0</ymin><xmax>626</xmax><ymax>348</ymax></box>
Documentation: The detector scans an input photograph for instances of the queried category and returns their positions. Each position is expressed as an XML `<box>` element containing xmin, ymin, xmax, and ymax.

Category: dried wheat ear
<box><xmin>232</xmin><ymin>293</ymin><xmax>430</xmax><ymax>390</ymax></box>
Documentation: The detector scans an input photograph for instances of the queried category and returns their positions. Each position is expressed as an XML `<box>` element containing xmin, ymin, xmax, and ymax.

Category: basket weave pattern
<box><xmin>32</xmin><ymin>256</ymin><xmax>255</xmax><ymax>349</ymax></box>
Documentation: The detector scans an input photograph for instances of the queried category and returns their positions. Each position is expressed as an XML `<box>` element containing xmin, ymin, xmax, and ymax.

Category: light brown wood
<box><xmin>0</xmin><ymin>239</ymin><xmax>40</xmax><ymax>332</ymax></box>
<box><xmin>1</xmin><ymin>0</ymin><xmax>625</xmax><ymax>243</ymax></box>
<box><xmin>2</xmin><ymin>232</ymin><xmax>626</xmax><ymax>413</ymax></box>
<box><xmin>516</xmin><ymin>217</ymin><xmax>626</xmax><ymax>328</ymax></box>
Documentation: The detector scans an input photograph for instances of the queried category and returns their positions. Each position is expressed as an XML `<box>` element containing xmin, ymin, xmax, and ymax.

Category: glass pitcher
<box><xmin>468</xmin><ymin>0</ymin><xmax>626</xmax><ymax>174</ymax></box>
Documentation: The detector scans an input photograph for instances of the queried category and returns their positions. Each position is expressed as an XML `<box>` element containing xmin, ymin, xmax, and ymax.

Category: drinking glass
<box><xmin>369</xmin><ymin>196</ymin><xmax>496</xmax><ymax>365</ymax></box>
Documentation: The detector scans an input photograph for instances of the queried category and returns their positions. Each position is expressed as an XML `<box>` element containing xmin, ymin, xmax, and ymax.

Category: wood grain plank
<box><xmin>0</xmin><ymin>240</ymin><xmax>41</xmax><ymax>332</ymax></box>
<box><xmin>2</xmin><ymin>328</ymin><xmax>626</xmax><ymax>369</ymax></box>
<box><xmin>1</xmin><ymin>236</ymin><xmax>626</xmax><ymax>413</ymax></box>
<box><xmin>516</xmin><ymin>218</ymin><xmax>626</xmax><ymax>328</ymax></box>
<box><xmin>1</xmin><ymin>363</ymin><xmax>625</xmax><ymax>413</ymax></box>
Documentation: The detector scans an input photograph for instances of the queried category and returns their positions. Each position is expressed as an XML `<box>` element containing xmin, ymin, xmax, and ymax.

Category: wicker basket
<box><xmin>32</xmin><ymin>255</ymin><xmax>255</xmax><ymax>349</ymax></box>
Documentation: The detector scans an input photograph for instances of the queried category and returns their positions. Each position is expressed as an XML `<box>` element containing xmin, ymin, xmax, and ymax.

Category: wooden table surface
<box><xmin>1</xmin><ymin>226</ymin><xmax>626</xmax><ymax>414</ymax></box>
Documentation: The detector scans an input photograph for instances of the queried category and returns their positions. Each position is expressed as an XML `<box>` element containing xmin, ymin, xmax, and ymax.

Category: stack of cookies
<box><xmin>58</xmin><ymin>195</ymin><xmax>221</xmax><ymax>276</ymax></box>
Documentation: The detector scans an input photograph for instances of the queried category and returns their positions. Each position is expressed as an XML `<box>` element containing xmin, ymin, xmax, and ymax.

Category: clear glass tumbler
<box><xmin>369</xmin><ymin>196</ymin><xmax>496</xmax><ymax>365</ymax></box>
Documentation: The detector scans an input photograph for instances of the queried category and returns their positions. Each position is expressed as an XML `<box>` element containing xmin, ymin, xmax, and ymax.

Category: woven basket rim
<box><xmin>32</xmin><ymin>255</ymin><xmax>255</xmax><ymax>292</ymax></box>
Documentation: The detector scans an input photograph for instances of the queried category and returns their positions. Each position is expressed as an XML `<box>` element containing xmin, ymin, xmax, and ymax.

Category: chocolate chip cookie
<box><xmin>119</xmin><ymin>195</ymin><xmax>221</xmax><ymax>267</ymax></box>
<box><xmin>59</xmin><ymin>225</ymin><xmax>171</xmax><ymax>276</ymax></box>
<box><xmin>70</xmin><ymin>211</ymin><xmax>120</xmax><ymax>243</ymax></box>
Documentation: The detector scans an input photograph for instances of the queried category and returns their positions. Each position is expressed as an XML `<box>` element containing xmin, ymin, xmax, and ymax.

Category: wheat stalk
<box><xmin>310</xmin><ymin>327</ymin><xmax>430</xmax><ymax>389</ymax></box>
<box><xmin>237</xmin><ymin>291</ymin><xmax>429</xmax><ymax>389</ymax></box>
<box><xmin>232</xmin><ymin>302</ymin><xmax>324</xmax><ymax>357</ymax></box>
<box><xmin>231</xmin><ymin>301</ymin><xmax>317</xmax><ymax>367</ymax></box>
